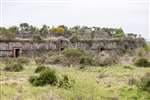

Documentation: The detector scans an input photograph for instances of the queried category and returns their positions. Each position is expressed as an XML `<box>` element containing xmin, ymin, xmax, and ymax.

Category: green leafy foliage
<box><xmin>113</xmin><ymin>28</ymin><xmax>125</xmax><ymax>38</ymax></box>
<box><xmin>58</xmin><ymin>75</ymin><xmax>74</xmax><ymax>89</ymax></box>
<box><xmin>134</xmin><ymin>58</ymin><xmax>150</xmax><ymax>67</ymax></box>
<box><xmin>138</xmin><ymin>73</ymin><xmax>150</xmax><ymax>93</ymax></box>
<box><xmin>29</xmin><ymin>68</ymin><xmax>57</xmax><ymax>86</ymax></box>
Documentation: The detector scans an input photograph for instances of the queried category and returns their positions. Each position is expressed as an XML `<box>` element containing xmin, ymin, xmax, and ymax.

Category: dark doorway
<box><xmin>14</xmin><ymin>48</ymin><xmax>20</xmax><ymax>57</ymax></box>
<box><xmin>99</xmin><ymin>47</ymin><xmax>104</xmax><ymax>52</ymax></box>
<box><xmin>60</xmin><ymin>47</ymin><xmax>64</xmax><ymax>51</ymax></box>
<box><xmin>124</xmin><ymin>45</ymin><xmax>128</xmax><ymax>50</ymax></box>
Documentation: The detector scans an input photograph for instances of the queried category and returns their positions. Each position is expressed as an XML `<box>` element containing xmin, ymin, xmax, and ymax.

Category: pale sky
<box><xmin>0</xmin><ymin>0</ymin><xmax>149</xmax><ymax>40</ymax></box>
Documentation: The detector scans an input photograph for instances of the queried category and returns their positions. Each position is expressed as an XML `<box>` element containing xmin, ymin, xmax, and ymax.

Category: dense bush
<box><xmin>29</xmin><ymin>76</ymin><xmax>41</xmax><ymax>86</ymax></box>
<box><xmin>58</xmin><ymin>75</ymin><xmax>74</xmax><ymax>89</ymax></box>
<box><xmin>29</xmin><ymin>68</ymin><xmax>57</xmax><ymax>86</ymax></box>
<box><xmin>35</xmin><ymin>65</ymin><xmax>49</xmax><ymax>73</ymax></box>
<box><xmin>4</xmin><ymin>62</ymin><xmax>24</xmax><ymax>72</ymax></box>
<box><xmin>134</xmin><ymin>58</ymin><xmax>150</xmax><ymax>67</ymax></box>
<box><xmin>138</xmin><ymin>73</ymin><xmax>150</xmax><ymax>93</ymax></box>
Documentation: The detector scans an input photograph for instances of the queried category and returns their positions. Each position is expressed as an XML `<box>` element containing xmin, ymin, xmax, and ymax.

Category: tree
<box><xmin>51</xmin><ymin>26</ymin><xmax>65</xmax><ymax>35</ymax></box>
<box><xmin>8</xmin><ymin>26</ymin><xmax>18</xmax><ymax>33</ymax></box>
<box><xmin>40</xmin><ymin>25</ymin><xmax>49</xmax><ymax>37</ymax></box>
<box><xmin>20</xmin><ymin>23</ymin><xmax>29</xmax><ymax>31</ymax></box>
<box><xmin>114</xmin><ymin>28</ymin><xmax>125</xmax><ymax>38</ymax></box>
<box><xmin>0</xmin><ymin>27</ymin><xmax>16</xmax><ymax>40</ymax></box>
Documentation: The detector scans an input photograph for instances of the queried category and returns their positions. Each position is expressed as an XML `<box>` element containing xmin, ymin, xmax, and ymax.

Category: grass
<box><xmin>0</xmin><ymin>64</ymin><xmax>150</xmax><ymax>100</ymax></box>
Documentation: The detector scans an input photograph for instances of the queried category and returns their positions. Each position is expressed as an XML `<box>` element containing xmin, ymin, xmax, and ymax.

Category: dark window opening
<box><xmin>99</xmin><ymin>47</ymin><xmax>104</xmax><ymax>52</ymax></box>
<box><xmin>14</xmin><ymin>48</ymin><xmax>20</xmax><ymax>57</ymax></box>
<box><xmin>60</xmin><ymin>48</ymin><xmax>64</xmax><ymax>51</ymax></box>
<box><xmin>60</xmin><ymin>40</ymin><xmax>63</xmax><ymax>44</ymax></box>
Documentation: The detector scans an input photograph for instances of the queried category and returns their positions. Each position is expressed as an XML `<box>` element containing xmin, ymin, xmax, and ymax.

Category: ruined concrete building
<box><xmin>0</xmin><ymin>35</ymin><xmax>145</xmax><ymax>57</ymax></box>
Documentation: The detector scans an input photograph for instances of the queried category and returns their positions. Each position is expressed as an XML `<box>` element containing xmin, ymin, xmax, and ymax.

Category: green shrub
<box><xmin>29</xmin><ymin>76</ymin><xmax>41</xmax><ymax>86</ymax></box>
<box><xmin>134</xmin><ymin>58</ymin><xmax>150</xmax><ymax>67</ymax></box>
<box><xmin>4</xmin><ymin>62</ymin><xmax>24</xmax><ymax>72</ymax></box>
<box><xmin>138</xmin><ymin>73</ymin><xmax>150</xmax><ymax>93</ymax></box>
<box><xmin>58</xmin><ymin>75</ymin><xmax>74</xmax><ymax>89</ymax></box>
<box><xmin>80</xmin><ymin>55</ymin><xmax>93</xmax><ymax>65</ymax></box>
<box><xmin>29</xmin><ymin>68</ymin><xmax>57</xmax><ymax>86</ymax></box>
<box><xmin>35</xmin><ymin>65</ymin><xmax>49</xmax><ymax>73</ymax></box>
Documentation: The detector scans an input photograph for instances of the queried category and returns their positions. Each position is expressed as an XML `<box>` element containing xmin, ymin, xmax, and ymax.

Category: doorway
<box><xmin>14</xmin><ymin>48</ymin><xmax>21</xmax><ymax>57</ymax></box>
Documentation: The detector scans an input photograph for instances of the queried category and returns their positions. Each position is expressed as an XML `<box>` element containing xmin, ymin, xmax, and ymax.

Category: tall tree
<box><xmin>40</xmin><ymin>25</ymin><xmax>49</xmax><ymax>37</ymax></box>
<box><xmin>20</xmin><ymin>23</ymin><xmax>29</xmax><ymax>31</ymax></box>
<box><xmin>114</xmin><ymin>28</ymin><xmax>125</xmax><ymax>38</ymax></box>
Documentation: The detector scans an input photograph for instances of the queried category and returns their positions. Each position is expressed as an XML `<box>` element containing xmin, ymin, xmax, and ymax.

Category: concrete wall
<box><xmin>0</xmin><ymin>38</ymin><xmax>145</xmax><ymax>57</ymax></box>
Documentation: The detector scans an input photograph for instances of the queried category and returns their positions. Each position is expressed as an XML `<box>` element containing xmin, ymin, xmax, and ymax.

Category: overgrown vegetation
<box><xmin>35</xmin><ymin>65</ymin><xmax>49</xmax><ymax>73</ymax></box>
<box><xmin>138</xmin><ymin>73</ymin><xmax>150</xmax><ymax>93</ymax></box>
<box><xmin>1</xmin><ymin>61</ymin><xmax>150</xmax><ymax>100</ymax></box>
<box><xmin>134</xmin><ymin>58</ymin><xmax>150</xmax><ymax>67</ymax></box>
<box><xmin>0</xmin><ymin>23</ymin><xmax>126</xmax><ymax>40</ymax></box>
<box><xmin>29</xmin><ymin>68</ymin><xmax>57</xmax><ymax>86</ymax></box>
<box><xmin>58</xmin><ymin>74</ymin><xmax>75</xmax><ymax>89</ymax></box>
<box><xmin>4</xmin><ymin>62</ymin><xmax>24</xmax><ymax>72</ymax></box>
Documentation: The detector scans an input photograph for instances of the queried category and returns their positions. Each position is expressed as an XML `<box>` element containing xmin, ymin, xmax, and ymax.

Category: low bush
<box><xmin>4</xmin><ymin>62</ymin><xmax>24</xmax><ymax>72</ymax></box>
<box><xmin>29</xmin><ymin>76</ymin><xmax>41</xmax><ymax>86</ymax></box>
<box><xmin>35</xmin><ymin>65</ymin><xmax>49</xmax><ymax>73</ymax></box>
<box><xmin>138</xmin><ymin>73</ymin><xmax>150</xmax><ymax>93</ymax></box>
<box><xmin>29</xmin><ymin>68</ymin><xmax>57</xmax><ymax>86</ymax></box>
<box><xmin>58</xmin><ymin>75</ymin><xmax>74</xmax><ymax>89</ymax></box>
<box><xmin>134</xmin><ymin>58</ymin><xmax>150</xmax><ymax>67</ymax></box>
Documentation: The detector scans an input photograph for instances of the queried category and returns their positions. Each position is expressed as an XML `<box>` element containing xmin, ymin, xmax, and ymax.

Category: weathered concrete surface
<box><xmin>0</xmin><ymin>37</ymin><xmax>145</xmax><ymax>57</ymax></box>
